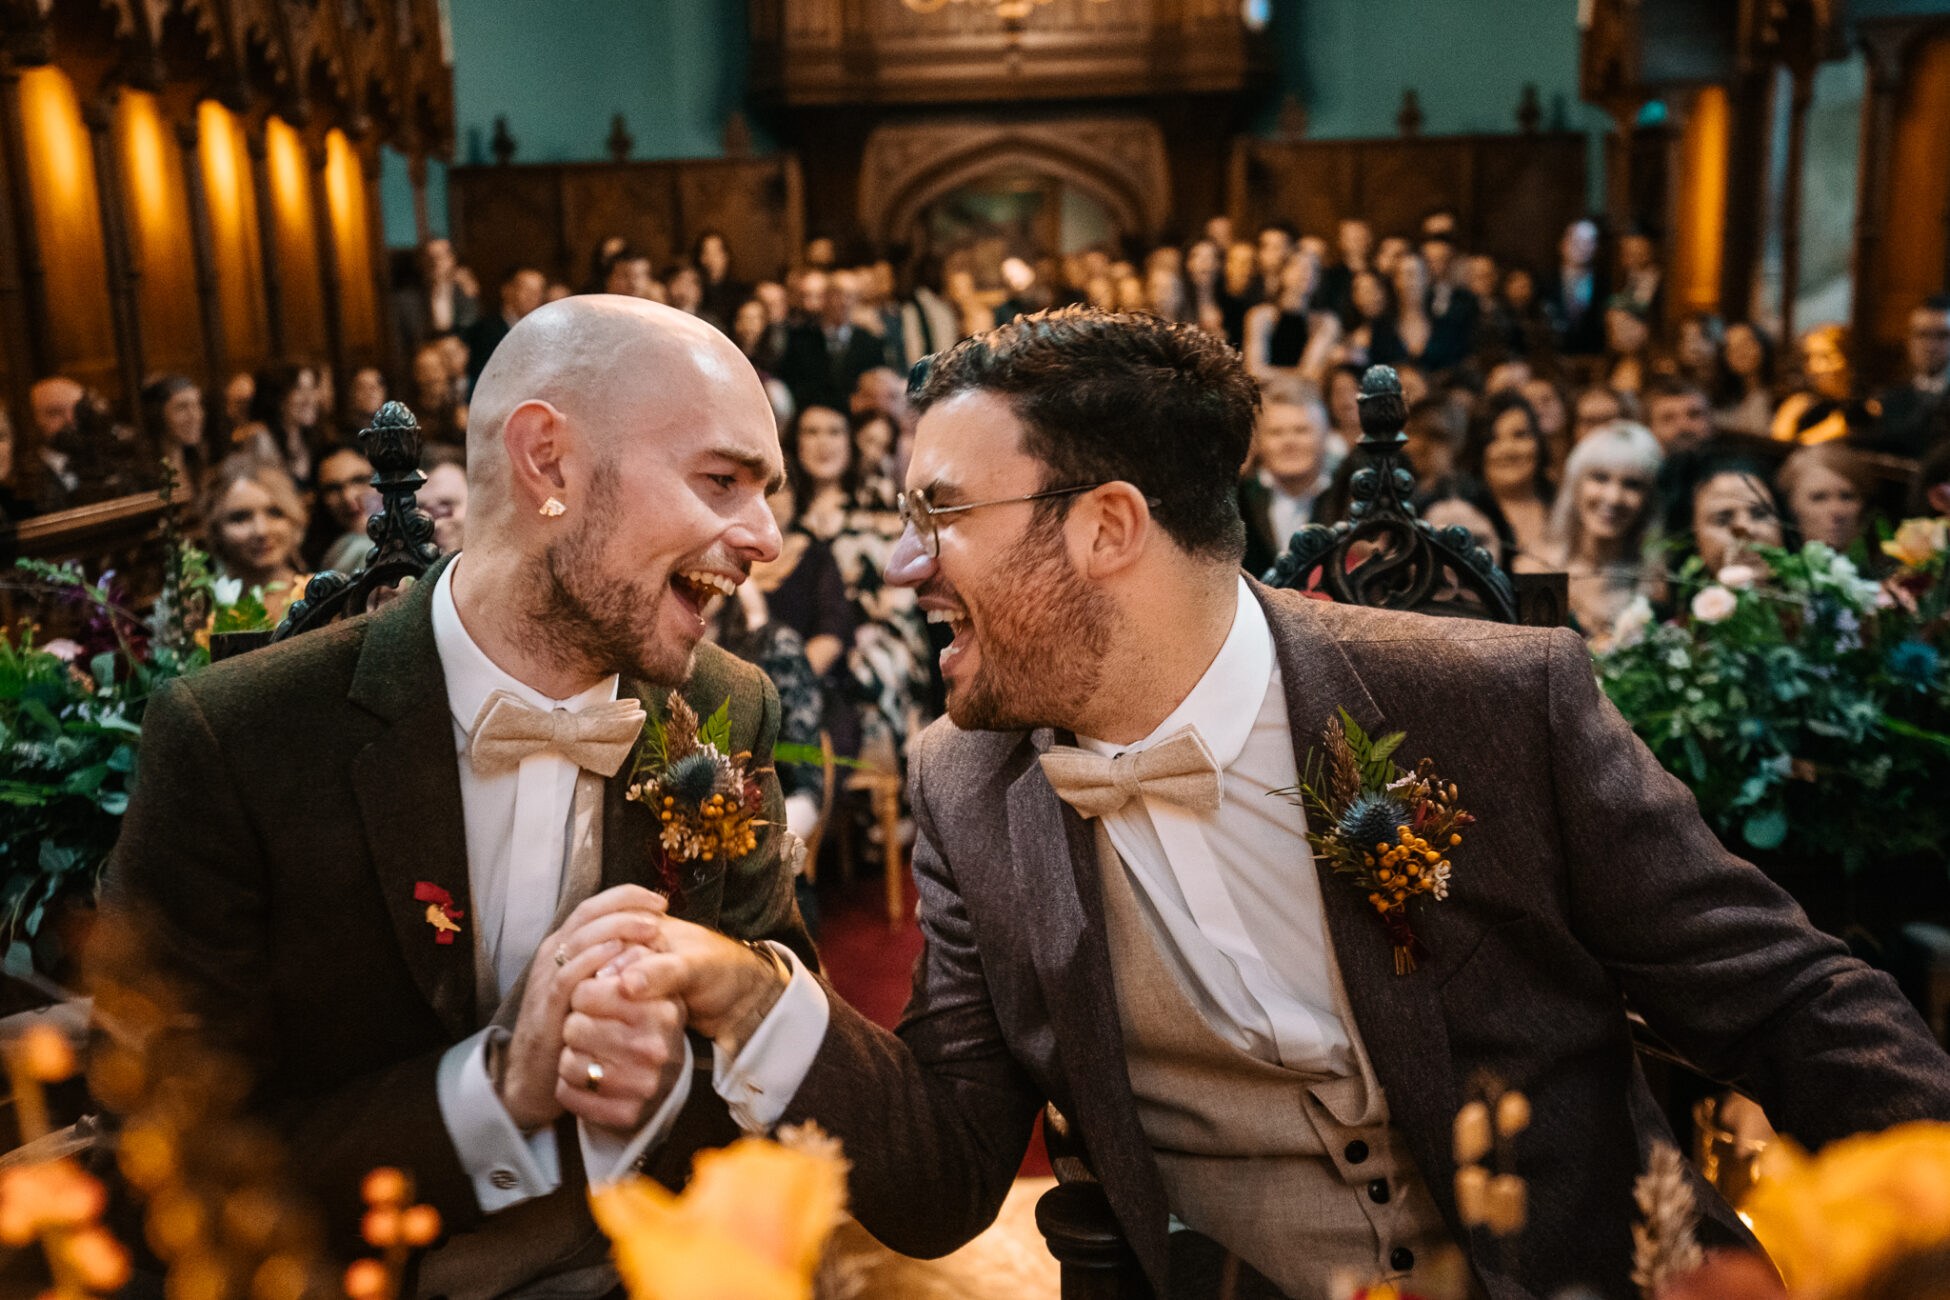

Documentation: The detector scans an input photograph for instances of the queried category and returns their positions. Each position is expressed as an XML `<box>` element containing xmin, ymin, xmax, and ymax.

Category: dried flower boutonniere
<box><xmin>625</xmin><ymin>693</ymin><xmax>764</xmax><ymax>872</ymax></box>
<box><xmin>1283</xmin><ymin>708</ymin><xmax>1474</xmax><ymax>974</ymax></box>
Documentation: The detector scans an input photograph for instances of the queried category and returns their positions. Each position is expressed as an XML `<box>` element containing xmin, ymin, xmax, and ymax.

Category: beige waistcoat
<box><xmin>1093</xmin><ymin>824</ymin><xmax>1470</xmax><ymax>1300</ymax></box>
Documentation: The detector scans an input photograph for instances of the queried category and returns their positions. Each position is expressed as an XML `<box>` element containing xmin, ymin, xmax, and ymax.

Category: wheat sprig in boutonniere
<box><xmin>626</xmin><ymin>692</ymin><xmax>765</xmax><ymax>875</ymax></box>
<box><xmin>1278</xmin><ymin>708</ymin><xmax>1475</xmax><ymax>975</ymax></box>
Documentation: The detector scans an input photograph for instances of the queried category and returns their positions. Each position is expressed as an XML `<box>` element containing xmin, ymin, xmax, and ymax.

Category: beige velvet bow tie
<box><xmin>467</xmin><ymin>689</ymin><xmax>646</xmax><ymax>778</ymax></box>
<box><xmin>1039</xmin><ymin>725</ymin><xmax>1224</xmax><ymax>820</ymax></box>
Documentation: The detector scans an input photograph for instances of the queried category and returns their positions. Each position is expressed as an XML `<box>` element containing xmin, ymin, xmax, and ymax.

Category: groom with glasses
<box><xmin>578</xmin><ymin>308</ymin><xmax>1950</xmax><ymax>1300</ymax></box>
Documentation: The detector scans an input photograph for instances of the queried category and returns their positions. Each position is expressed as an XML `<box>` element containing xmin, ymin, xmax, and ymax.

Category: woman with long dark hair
<box><xmin>1461</xmin><ymin>389</ymin><xmax>1556</xmax><ymax>566</ymax></box>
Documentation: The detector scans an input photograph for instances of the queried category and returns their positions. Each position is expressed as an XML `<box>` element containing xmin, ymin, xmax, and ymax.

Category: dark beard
<box><xmin>949</xmin><ymin>514</ymin><xmax>1114</xmax><ymax>734</ymax></box>
<box><xmin>523</xmin><ymin>470</ymin><xmax>693</xmax><ymax>689</ymax></box>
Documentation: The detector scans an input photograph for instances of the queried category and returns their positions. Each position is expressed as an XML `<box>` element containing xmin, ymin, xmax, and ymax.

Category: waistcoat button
<box><xmin>1368</xmin><ymin>1178</ymin><xmax>1391</xmax><ymax>1204</ymax></box>
<box><xmin>1391</xmin><ymin>1246</ymin><xmax>1415</xmax><ymax>1271</ymax></box>
<box><xmin>1344</xmin><ymin>1140</ymin><xmax>1369</xmax><ymax>1164</ymax></box>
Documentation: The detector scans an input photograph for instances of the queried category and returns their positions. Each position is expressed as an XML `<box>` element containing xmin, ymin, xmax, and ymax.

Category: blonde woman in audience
<box><xmin>1776</xmin><ymin>442</ymin><xmax>1870</xmax><ymax>553</ymax></box>
<box><xmin>202</xmin><ymin>455</ymin><xmax>310</xmax><ymax>624</ymax></box>
<box><xmin>1524</xmin><ymin>420</ymin><xmax>1666</xmax><ymax>647</ymax></box>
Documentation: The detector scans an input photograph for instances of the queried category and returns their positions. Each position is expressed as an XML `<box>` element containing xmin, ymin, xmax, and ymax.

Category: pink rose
<box><xmin>1691</xmin><ymin>585</ymin><xmax>1738</xmax><ymax>623</ymax></box>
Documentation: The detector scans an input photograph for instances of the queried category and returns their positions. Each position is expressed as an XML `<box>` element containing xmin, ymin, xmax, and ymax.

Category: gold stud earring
<box><xmin>539</xmin><ymin>496</ymin><xmax>567</xmax><ymax>518</ymax></box>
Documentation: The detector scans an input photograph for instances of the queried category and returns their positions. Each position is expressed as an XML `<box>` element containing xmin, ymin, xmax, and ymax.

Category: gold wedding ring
<box><xmin>554</xmin><ymin>944</ymin><xmax>569</xmax><ymax>968</ymax></box>
<box><xmin>584</xmin><ymin>1061</ymin><xmax>603</xmax><ymax>1093</ymax></box>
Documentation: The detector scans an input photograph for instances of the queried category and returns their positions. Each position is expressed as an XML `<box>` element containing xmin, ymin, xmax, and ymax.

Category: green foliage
<box><xmin>1595</xmin><ymin>537</ymin><xmax>1950</xmax><ymax>875</ymax></box>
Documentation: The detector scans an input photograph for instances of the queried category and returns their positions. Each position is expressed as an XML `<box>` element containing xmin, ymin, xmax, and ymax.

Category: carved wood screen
<box><xmin>1228</xmin><ymin>132</ymin><xmax>1589</xmax><ymax>276</ymax></box>
<box><xmin>447</xmin><ymin>157</ymin><xmax>806</xmax><ymax>295</ymax></box>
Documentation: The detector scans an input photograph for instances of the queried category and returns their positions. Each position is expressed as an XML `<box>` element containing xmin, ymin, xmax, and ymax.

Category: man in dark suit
<box><xmin>1238</xmin><ymin>389</ymin><xmax>1331</xmax><ymax>579</ymax></box>
<box><xmin>618</xmin><ymin>310</ymin><xmax>1950</xmax><ymax>1299</ymax></box>
<box><xmin>1538</xmin><ymin>218</ymin><xmax>1609</xmax><ymax>357</ymax></box>
<box><xmin>775</xmin><ymin>269</ymin><xmax>889</xmax><ymax>415</ymax></box>
<box><xmin>1865</xmin><ymin>295</ymin><xmax>1950</xmax><ymax>459</ymax></box>
<box><xmin>105</xmin><ymin>297</ymin><xmax>822</xmax><ymax>1298</ymax></box>
<box><xmin>461</xmin><ymin>266</ymin><xmax>546</xmax><ymax>391</ymax></box>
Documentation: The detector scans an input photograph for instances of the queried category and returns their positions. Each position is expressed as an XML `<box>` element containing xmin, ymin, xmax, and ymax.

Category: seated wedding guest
<box><xmin>343</xmin><ymin>366</ymin><xmax>387</xmax><ymax>436</ymax></box>
<box><xmin>463</xmin><ymin>266</ymin><xmax>547</xmax><ymax>389</ymax></box>
<box><xmin>1415</xmin><ymin>474</ymin><xmax>1517</xmax><ymax>570</ymax></box>
<box><xmin>1674</xmin><ymin>312</ymin><xmax>1722</xmax><ymax>393</ymax></box>
<box><xmin>1374</xmin><ymin>234</ymin><xmax>1411</xmax><ymax>279</ymax></box>
<box><xmin>140</xmin><ymin>374</ymin><xmax>210</xmax><ymax>496</ymax></box>
<box><xmin>394</xmin><ymin>237</ymin><xmax>480</xmax><ymax>353</ymax></box>
<box><xmin>107</xmin><ymin>297</ymin><xmax>813</xmax><ymax>1291</ymax></box>
<box><xmin>852</xmin><ymin>410</ymin><xmax>900</xmax><ymax>505</ymax></box>
<box><xmin>1865</xmin><ymin>296</ymin><xmax>1950</xmax><ymax>458</ymax></box>
<box><xmin>222</xmin><ymin>370</ymin><xmax>254</xmax><ymax>432</ymax></box>
<box><xmin>787</xmin><ymin>405</ymin><xmax>861</xmax><ymax>541</ymax></box>
<box><xmin>1254</xmin><ymin>221</ymin><xmax>1295</xmax><ymax>293</ymax></box>
<box><xmin>602</xmin><ymin>247</ymin><xmax>661</xmax><ymax>301</ymax></box>
<box><xmin>1320</xmin><ymin>217</ymin><xmax>1374</xmax><ymax>327</ymax></box>
<box><xmin>1337</xmin><ymin>269</ymin><xmax>1393</xmax><ymax>369</ymax></box>
<box><xmin>624</xmin><ymin>309</ymin><xmax>1950</xmax><ymax>1300</ymax></box>
<box><xmin>778</xmin><ymin>271</ymin><xmax>886</xmax><ymax>415</ymax></box>
<box><xmin>202</xmin><ymin>454</ymin><xmax>310</xmax><ymax>622</ymax></box>
<box><xmin>314</xmin><ymin>444</ymin><xmax>379</xmax><ymax>573</ymax></box>
<box><xmin>1326</xmin><ymin>364</ymin><xmax>1364</xmax><ymax>461</ymax></box>
<box><xmin>665</xmin><ymin>262</ymin><xmax>711</xmax><ymax>327</ymax></box>
<box><xmin>1400</xmin><ymin>398</ymin><xmax>1458</xmax><ymax>491</ymax></box>
<box><xmin>1242</xmin><ymin>249</ymin><xmax>1339</xmax><ymax>386</ymax></box>
<box><xmin>412</xmin><ymin>341</ymin><xmax>467</xmax><ymax>445</ymax></box>
<box><xmin>1484</xmin><ymin>359</ymin><xmax>1531</xmax><ymax>397</ymax></box>
<box><xmin>1689</xmin><ymin>458</ymin><xmax>1786</xmax><ymax>576</ymax></box>
<box><xmin>1772</xmin><ymin>322</ymin><xmax>1875</xmax><ymax>445</ymax></box>
<box><xmin>1572</xmin><ymin>383</ymin><xmax>1626</xmax><ymax>442</ymax></box>
<box><xmin>1502</xmin><ymin>266</ymin><xmax>1551</xmax><ymax>355</ymax></box>
<box><xmin>693</xmin><ymin>229</ymin><xmax>748</xmax><ymax>326</ymax></box>
<box><xmin>1461</xmin><ymin>389</ymin><xmax>1554</xmax><ymax>565</ymax></box>
<box><xmin>1238</xmin><ymin>388</ymin><xmax>1331</xmax><ymax>578</ymax></box>
<box><xmin>755</xmin><ymin>477</ymin><xmax>853</xmax><ymax>681</ymax></box>
<box><xmin>1419</xmin><ymin>231</ymin><xmax>1478</xmax><ymax>371</ymax></box>
<box><xmin>1910</xmin><ymin>437</ymin><xmax>1950</xmax><ymax>517</ymax></box>
<box><xmin>733</xmin><ymin>298</ymin><xmax>794</xmax><ymax>424</ymax></box>
<box><xmin>580</xmin><ymin>232</ymin><xmax>627</xmax><ymax>294</ymax></box>
<box><xmin>417</xmin><ymin>444</ymin><xmax>469</xmax><ymax>556</ymax></box>
<box><xmin>709</xmin><ymin>579</ymin><xmax>826</xmax><ymax>860</ymax></box>
<box><xmin>1183</xmin><ymin>238</ymin><xmax>1227</xmax><ymax>335</ymax></box>
<box><xmin>1540</xmin><ymin>215</ymin><xmax>1608</xmax><ymax>355</ymax></box>
<box><xmin>1521</xmin><ymin>373</ymin><xmax>1574</xmax><ymax>480</ymax></box>
<box><xmin>1713</xmin><ymin>320</ymin><xmax>1776</xmax><ymax>437</ymax></box>
<box><xmin>1601</xmin><ymin>297</ymin><xmax>1655</xmax><ymax>398</ymax></box>
<box><xmin>1527</xmin><ymin>419</ymin><xmax>1665</xmax><ymax>646</ymax></box>
<box><xmin>1465</xmin><ymin>255</ymin><xmax>1520</xmax><ymax>357</ymax></box>
<box><xmin>235</xmin><ymin>364</ymin><xmax>323</xmax><ymax>486</ymax></box>
<box><xmin>1617</xmin><ymin>225</ymin><xmax>1664</xmax><ymax>321</ymax></box>
<box><xmin>1646</xmin><ymin>377</ymin><xmax>1721</xmax><ymax>534</ymax></box>
<box><xmin>1776</xmin><ymin>442</ymin><xmax>1870</xmax><ymax>552</ymax></box>
<box><xmin>1370</xmin><ymin>253</ymin><xmax>1438</xmax><ymax>373</ymax></box>
<box><xmin>1219</xmin><ymin>239</ymin><xmax>1259</xmax><ymax>344</ymax></box>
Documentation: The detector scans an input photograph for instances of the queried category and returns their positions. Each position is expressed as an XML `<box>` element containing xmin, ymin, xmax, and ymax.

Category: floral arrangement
<box><xmin>1595</xmin><ymin>528</ymin><xmax>1950</xmax><ymax>877</ymax></box>
<box><xmin>1285</xmin><ymin>709</ymin><xmax>1474</xmax><ymax>974</ymax></box>
<box><xmin>626</xmin><ymin>693</ymin><xmax>765</xmax><ymax>870</ymax></box>
<box><xmin>590</xmin><ymin>1123</ymin><xmax>850</xmax><ymax>1300</ymax></box>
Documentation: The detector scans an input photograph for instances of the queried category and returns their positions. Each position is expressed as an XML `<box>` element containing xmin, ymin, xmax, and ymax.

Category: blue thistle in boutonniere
<box><xmin>627</xmin><ymin>692</ymin><xmax>765</xmax><ymax>872</ymax></box>
<box><xmin>1278</xmin><ymin>709</ymin><xmax>1475</xmax><ymax>975</ymax></box>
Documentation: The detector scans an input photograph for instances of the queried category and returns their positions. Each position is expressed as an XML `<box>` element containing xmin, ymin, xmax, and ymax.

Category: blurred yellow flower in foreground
<box><xmin>590</xmin><ymin>1126</ymin><xmax>849</xmax><ymax>1300</ymax></box>
<box><xmin>1740</xmin><ymin>1120</ymin><xmax>1950</xmax><ymax>1297</ymax></box>
<box><xmin>1882</xmin><ymin>518</ymin><xmax>1948</xmax><ymax>571</ymax></box>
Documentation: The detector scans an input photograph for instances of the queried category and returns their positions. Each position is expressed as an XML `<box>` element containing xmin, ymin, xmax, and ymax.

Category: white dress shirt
<box><xmin>429</xmin><ymin>560</ymin><xmax>830</xmax><ymax>1210</ymax></box>
<box><xmin>1080</xmin><ymin>578</ymin><xmax>1353</xmax><ymax>1074</ymax></box>
<box><xmin>1259</xmin><ymin>470</ymin><xmax>1325</xmax><ymax>553</ymax></box>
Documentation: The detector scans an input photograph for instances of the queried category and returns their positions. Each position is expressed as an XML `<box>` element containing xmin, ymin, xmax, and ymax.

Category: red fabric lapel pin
<box><xmin>414</xmin><ymin>882</ymin><xmax>464</xmax><ymax>944</ymax></box>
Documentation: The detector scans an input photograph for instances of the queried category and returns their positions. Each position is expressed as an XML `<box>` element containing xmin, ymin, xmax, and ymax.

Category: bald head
<box><xmin>466</xmin><ymin>294</ymin><xmax>781</xmax><ymax>519</ymax></box>
<box><xmin>30</xmin><ymin>377</ymin><xmax>83</xmax><ymax>440</ymax></box>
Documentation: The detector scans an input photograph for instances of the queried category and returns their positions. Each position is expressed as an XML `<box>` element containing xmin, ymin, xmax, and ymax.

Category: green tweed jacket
<box><xmin>101</xmin><ymin>557</ymin><xmax>814</xmax><ymax>1253</ymax></box>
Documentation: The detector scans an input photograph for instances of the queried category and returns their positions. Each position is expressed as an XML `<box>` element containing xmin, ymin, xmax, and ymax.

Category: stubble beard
<box><xmin>948</xmin><ymin>514</ymin><xmax>1115</xmax><ymax>734</ymax></box>
<box><xmin>524</xmin><ymin>469</ymin><xmax>695</xmax><ymax>690</ymax></box>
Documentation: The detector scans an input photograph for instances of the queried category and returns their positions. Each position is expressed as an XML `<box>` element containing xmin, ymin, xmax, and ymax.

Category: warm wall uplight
<box><xmin>120</xmin><ymin>90</ymin><xmax>169</xmax><ymax>230</ymax></box>
<box><xmin>266</xmin><ymin>115</ymin><xmax>325</xmax><ymax>358</ymax></box>
<box><xmin>1677</xmin><ymin>85</ymin><xmax>1729</xmax><ymax>313</ymax></box>
<box><xmin>326</xmin><ymin>129</ymin><xmax>377</xmax><ymax>348</ymax></box>
<box><xmin>118</xmin><ymin>89</ymin><xmax>201</xmax><ymax>372</ymax></box>
<box><xmin>18</xmin><ymin>66</ymin><xmax>114</xmax><ymax>375</ymax></box>
<box><xmin>266</xmin><ymin>115</ymin><xmax>310</xmax><ymax>239</ymax></box>
<box><xmin>198</xmin><ymin>99</ymin><xmax>268</xmax><ymax>368</ymax></box>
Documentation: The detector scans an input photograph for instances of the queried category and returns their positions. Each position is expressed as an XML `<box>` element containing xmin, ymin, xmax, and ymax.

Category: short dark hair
<box><xmin>912</xmin><ymin>307</ymin><xmax>1259</xmax><ymax>562</ymax></box>
<box><xmin>1644</xmin><ymin>375</ymin><xmax>1706</xmax><ymax>404</ymax></box>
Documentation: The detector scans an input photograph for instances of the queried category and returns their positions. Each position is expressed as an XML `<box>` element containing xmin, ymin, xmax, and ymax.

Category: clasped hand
<box><xmin>494</xmin><ymin>885</ymin><xmax>788</xmax><ymax>1136</ymax></box>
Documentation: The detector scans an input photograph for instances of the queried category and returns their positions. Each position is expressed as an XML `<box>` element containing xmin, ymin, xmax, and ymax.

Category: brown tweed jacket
<box><xmin>101</xmin><ymin>559</ymin><xmax>814</xmax><ymax>1258</ymax></box>
<box><xmin>783</xmin><ymin>580</ymin><xmax>1950</xmax><ymax>1300</ymax></box>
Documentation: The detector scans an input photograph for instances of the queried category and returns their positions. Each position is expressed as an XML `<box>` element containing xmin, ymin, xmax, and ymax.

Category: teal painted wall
<box><xmin>385</xmin><ymin>0</ymin><xmax>1609</xmax><ymax>246</ymax></box>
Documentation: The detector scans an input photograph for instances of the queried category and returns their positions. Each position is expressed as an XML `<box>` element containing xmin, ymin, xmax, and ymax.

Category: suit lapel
<box><xmin>1005</xmin><ymin>735</ymin><xmax>1170</xmax><ymax>1271</ymax></box>
<box><xmin>1251</xmin><ymin>580</ymin><xmax>1466</xmax><ymax>1219</ymax></box>
<box><xmin>347</xmin><ymin>563</ymin><xmax>478</xmax><ymax>1040</ymax></box>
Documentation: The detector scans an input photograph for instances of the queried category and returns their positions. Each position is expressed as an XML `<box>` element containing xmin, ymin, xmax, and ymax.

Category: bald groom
<box><xmin>105</xmin><ymin>296</ymin><xmax>823</xmax><ymax>1298</ymax></box>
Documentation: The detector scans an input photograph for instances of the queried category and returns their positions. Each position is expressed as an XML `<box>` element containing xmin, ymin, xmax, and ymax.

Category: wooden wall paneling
<box><xmin>117</xmin><ymin>89</ymin><xmax>204</xmax><ymax>384</ymax></box>
<box><xmin>15</xmin><ymin>66</ymin><xmax>118</xmax><ymax>396</ymax></box>
<box><xmin>560</xmin><ymin>163</ymin><xmax>681</xmax><ymax>278</ymax></box>
<box><xmin>1873</xmin><ymin>30</ymin><xmax>1950</xmax><ymax>356</ymax></box>
<box><xmin>81</xmin><ymin>85</ymin><xmax>146</xmax><ymax>410</ymax></box>
<box><xmin>245</xmin><ymin>114</ymin><xmax>284</xmax><ymax>358</ymax></box>
<box><xmin>326</xmin><ymin>132</ymin><xmax>379</xmax><ymax>358</ymax></box>
<box><xmin>306</xmin><ymin>132</ymin><xmax>347</xmax><ymax>388</ymax></box>
<box><xmin>1359</xmin><ymin>139</ymin><xmax>1469</xmax><ymax>242</ymax></box>
<box><xmin>176</xmin><ymin>108</ymin><xmax>229</xmax><ymax>394</ymax></box>
<box><xmin>1471</xmin><ymin>135</ymin><xmax>1588</xmax><ymax>277</ymax></box>
<box><xmin>1236</xmin><ymin>140</ymin><xmax>1354</xmax><ymax>241</ymax></box>
<box><xmin>359</xmin><ymin>141</ymin><xmax>399</xmax><ymax>378</ymax></box>
<box><xmin>449</xmin><ymin>166</ymin><xmax>573</xmax><ymax>294</ymax></box>
<box><xmin>676</xmin><ymin>160</ymin><xmax>799</xmax><ymax>283</ymax></box>
<box><xmin>0</xmin><ymin>63</ymin><xmax>36</xmax><ymax>427</ymax></box>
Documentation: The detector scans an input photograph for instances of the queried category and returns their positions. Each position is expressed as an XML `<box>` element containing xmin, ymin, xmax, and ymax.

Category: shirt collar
<box><xmin>1258</xmin><ymin>468</ymin><xmax>1326</xmax><ymax>504</ymax></box>
<box><xmin>431</xmin><ymin>557</ymin><xmax>620</xmax><ymax>738</ymax></box>
<box><xmin>1080</xmin><ymin>576</ymin><xmax>1272</xmax><ymax>771</ymax></box>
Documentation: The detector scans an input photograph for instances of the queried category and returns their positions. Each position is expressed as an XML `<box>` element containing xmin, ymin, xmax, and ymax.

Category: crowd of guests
<box><xmin>6</xmin><ymin>211</ymin><xmax>1949</xmax><ymax>774</ymax></box>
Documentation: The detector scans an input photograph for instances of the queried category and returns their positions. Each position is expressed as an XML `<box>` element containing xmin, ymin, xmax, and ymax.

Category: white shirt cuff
<box><xmin>578</xmin><ymin>1036</ymin><xmax>696</xmax><ymax>1187</ymax></box>
<box><xmin>712</xmin><ymin>942</ymin><xmax>830</xmax><ymax>1132</ymax></box>
<box><xmin>435</xmin><ymin>1028</ymin><xmax>561</xmax><ymax>1212</ymax></box>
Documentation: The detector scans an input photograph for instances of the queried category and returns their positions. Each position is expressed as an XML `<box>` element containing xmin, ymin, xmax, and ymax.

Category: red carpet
<box><xmin>815</xmin><ymin>865</ymin><xmax>1051</xmax><ymax>1178</ymax></box>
